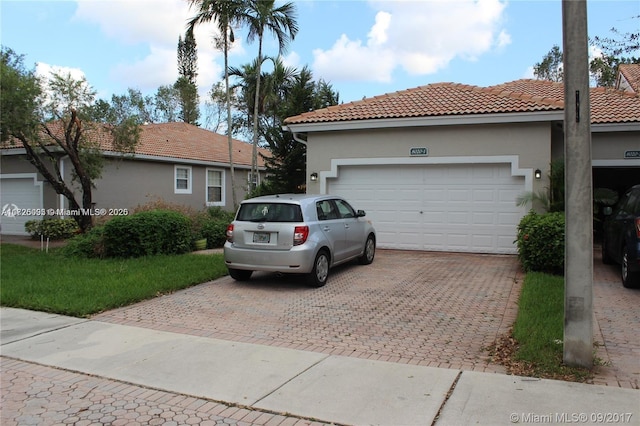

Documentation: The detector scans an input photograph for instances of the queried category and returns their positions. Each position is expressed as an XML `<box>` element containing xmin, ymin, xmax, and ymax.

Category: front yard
<box><xmin>0</xmin><ymin>244</ymin><xmax>228</xmax><ymax>317</ymax></box>
<box><xmin>1</xmin><ymin>243</ymin><xmax>593</xmax><ymax>382</ymax></box>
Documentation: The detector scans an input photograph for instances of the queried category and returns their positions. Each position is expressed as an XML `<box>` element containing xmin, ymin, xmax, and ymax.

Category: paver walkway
<box><xmin>1</xmin><ymin>357</ymin><xmax>328</xmax><ymax>426</ymax></box>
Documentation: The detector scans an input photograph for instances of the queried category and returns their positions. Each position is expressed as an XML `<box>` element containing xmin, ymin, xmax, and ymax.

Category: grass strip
<box><xmin>512</xmin><ymin>272</ymin><xmax>592</xmax><ymax>381</ymax></box>
<box><xmin>0</xmin><ymin>243</ymin><xmax>228</xmax><ymax>317</ymax></box>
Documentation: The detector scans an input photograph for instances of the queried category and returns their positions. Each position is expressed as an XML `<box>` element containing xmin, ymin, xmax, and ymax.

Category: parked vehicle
<box><xmin>602</xmin><ymin>184</ymin><xmax>640</xmax><ymax>288</ymax></box>
<box><xmin>224</xmin><ymin>194</ymin><xmax>376</xmax><ymax>287</ymax></box>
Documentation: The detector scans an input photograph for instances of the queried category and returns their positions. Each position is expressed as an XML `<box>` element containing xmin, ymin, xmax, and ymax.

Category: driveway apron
<box><xmin>93</xmin><ymin>249</ymin><xmax>639</xmax><ymax>388</ymax></box>
<box><xmin>95</xmin><ymin>250</ymin><xmax>521</xmax><ymax>374</ymax></box>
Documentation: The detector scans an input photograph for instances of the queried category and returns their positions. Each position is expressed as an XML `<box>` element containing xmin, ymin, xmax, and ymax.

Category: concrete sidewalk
<box><xmin>1</xmin><ymin>308</ymin><xmax>638</xmax><ymax>425</ymax></box>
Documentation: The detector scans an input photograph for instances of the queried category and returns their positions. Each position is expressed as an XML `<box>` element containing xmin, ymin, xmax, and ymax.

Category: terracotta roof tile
<box><xmin>121</xmin><ymin>122</ymin><xmax>268</xmax><ymax>167</ymax></box>
<box><xmin>618</xmin><ymin>64</ymin><xmax>640</xmax><ymax>93</ymax></box>
<box><xmin>7</xmin><ymin>122</ymin><xmax>268</xmax><ymax>167</ymax></box>
<box><xmin>284</xmin><ymin>78</ymin><xmax>640</xmax><ymax>126</ymax></box>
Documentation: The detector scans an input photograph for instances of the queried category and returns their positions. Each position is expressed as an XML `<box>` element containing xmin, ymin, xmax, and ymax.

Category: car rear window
<box><xmin>236</xmin><ymin>203</ymin><xmax>303</xmax><ymax>222</ymax></box>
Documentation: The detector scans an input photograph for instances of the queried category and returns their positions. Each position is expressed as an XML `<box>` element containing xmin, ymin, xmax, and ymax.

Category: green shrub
<box><xmin>201</xmin><ymin>220</ymin><xmax>229</xmax><ymax>248</ymax></box>
<box><xmin>195</xmin><ymin>207</ymin><xmax>235</xmax><ymax>248</ymax></box>
<box><xmin>103</xmin><ymin>210</ymin><xmax>192</xmax><ymax>258</ymax></box>
<box><xmin>25</xmin><ymin>218</ymin><xmax>79</xmax><ymax>240</ymax></box>
<box><xmin>62</xmin><ymin>226</ymin><xmax>106</xmax><ymax>258</ymax></box>
<box><xmin>207</xmin><ymin>206</ymin><xmax>235</xmax><ymax>222</ymax></box>
<box><xmin>515</xmin><ymin>210</ymin><xmax>565</xmax><ymax>274</ymax></box>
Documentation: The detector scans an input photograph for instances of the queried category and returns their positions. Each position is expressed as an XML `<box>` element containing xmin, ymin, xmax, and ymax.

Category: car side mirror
<box><xmin>356</xmin><ymin>210</ymin><xmax>366</xmax><ymax>217</ymax></box>
<box><xmin>602</xmin><ymin>206</ymin><xmax>612</xmax><ymax>216</ymax></box>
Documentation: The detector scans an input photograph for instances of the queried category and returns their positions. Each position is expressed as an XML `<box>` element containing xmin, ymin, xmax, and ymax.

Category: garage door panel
<box><xmin>448</xmin><ymin>212</ymin><xmax>469</xmax><ymax>224</ymax></box>
<box><xmin>328</xmin><ymin>163</ymin><xmax>526</xmax><ymax>254</ymax></box>
<box><xmin>448</xmin><ymin>189</ymin><xmax>471</xmax><ymax>201</ymax></box>
<box><xmin>473</xmin><ymin>189</ymin><xmax>496</xmax><ymax>202</ymax></box>
<box><xmin>423</xmin><ymin>189</ymin><xmax>445</xmax><ymax>201</ymax></box>
<box><xmin>473</xmin><ymin>212</ymin><xmax>496</xmax><ymax>225</ymax></box>
<box><xmin>1</xmin><ymin>177</ymin><xmax>43</xmax><ymax>235</ymax></box>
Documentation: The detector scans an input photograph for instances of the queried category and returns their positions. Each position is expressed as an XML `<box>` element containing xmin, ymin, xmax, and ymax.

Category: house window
<box><xmin>207</xmin><ymin>169</ymin><xmax>224</xmax><ymax>206</ymax></box>
<box><xmin>174</xmin><ymin>166</ymin><xmax>192</xmax><ymax>194</ymax></box>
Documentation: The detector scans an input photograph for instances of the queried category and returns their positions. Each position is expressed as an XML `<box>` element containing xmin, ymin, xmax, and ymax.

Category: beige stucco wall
<box><xmin>592</xmin><ymin>131</ymin><xmax>640</xmax><ymax>161</ymax></box>
<box><xmin>305</xmin><ymin>121</ymin><xmax>553</xmax><ymax>196</ymax></box>
<box><xmin>87</xmin><ymin>158</ymin><xmax>253</xmax><ymax>212</ymax></box>
<box><xmin>0</xmin><ymin>152</ymin><xmax>257</xmax><ymax>215</ymax></box>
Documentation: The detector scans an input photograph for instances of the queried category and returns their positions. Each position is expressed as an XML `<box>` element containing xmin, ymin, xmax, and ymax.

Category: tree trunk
<box><xmin>224</xmin><ymin>35</ymin><xmax>237</xmax><ymax>209</ymax></box>
<box><xmin>251</xmin><ymin>37</ymin><xmax>263</xmax><ymax>192</ymax></box>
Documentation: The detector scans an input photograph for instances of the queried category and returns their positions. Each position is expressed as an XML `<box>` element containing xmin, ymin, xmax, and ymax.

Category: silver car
<box><xmin>224</xmin><ymin>194</ymin><xmax>376</xmax><ymax>287</ymax></box>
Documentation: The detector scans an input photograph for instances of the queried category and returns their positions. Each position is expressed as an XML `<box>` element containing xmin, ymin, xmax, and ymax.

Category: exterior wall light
<box><xmin>534</xmin><ymin>169</ymin><xmax>542</xmax><ymax>179</ymax></box>
<box><xmin>310</xmin><ymin>172</ymin><xmax>318</xmax><ymax>182</ymax></box>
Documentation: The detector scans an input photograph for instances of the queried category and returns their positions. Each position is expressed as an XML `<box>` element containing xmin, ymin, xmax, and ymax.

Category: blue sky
<box><xmin>2</xmin><ymin>0</ymin><xmax>639</xmax><ymax>110</ymax></box>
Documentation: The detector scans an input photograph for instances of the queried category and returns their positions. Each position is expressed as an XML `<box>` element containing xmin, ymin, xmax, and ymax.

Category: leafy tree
<box><xmin>177</xmin><ymin>32</ymin><xmax>198</xmax><ymax>84</ymax></box>
<box><xmin>176</xmin><ymin>32</ymin><xmax>199</xmax><ymax>125</ymax></box>
<box><xmin>247</xmin><ymin>63</ymin><xmax>339</xmax><ymax>194</ymax></box>
<box><xmin>243</xmin><ymin>0</ymin><xmax>299</xmax><ymax>190</ymax></box>
<box><xmin>109</xmin><ymin>88</ymin><xmax>155</xmax><ymax>124</ymax></box>
<box><xmin>533</xmin><ymin>45</ymin><xmax>564</xmax><ymax>82</ymax></box>
<box><xmin>590</xmin><ymin>19</ymin><xmax>639</xmax><ymax>87</ymax></box>
<box><xmin>591</xmin><ymin>19</ymin><xmax>640</xmax><ymax>57</ymax></box>
<box><xmin>188</xmin><ymin>0</ymin><xmax>247</xmax><ymax>207</ymax></box>
<box><xmin>203</xmin><ymin>81</ymin><xmax>243</xmax><ymax>135</ymax></box>
<box><xmin>174</xmin><ymin>76</ymin><xmax>199</xmax><ymax>124</ymax></box>
<box><xmin>154</xmin><ymin>85</ymin><xmax>181</xmax><ymax>122</ymax></box>
<box><xmin>534</xmin><ymin>19</ymin><xmax>639</xmax><ymax>87</ymax></box>
<box><xmin>1</xmin><ymin>47</ymin><xmax>139</xmax><ymax>232</ymax></box>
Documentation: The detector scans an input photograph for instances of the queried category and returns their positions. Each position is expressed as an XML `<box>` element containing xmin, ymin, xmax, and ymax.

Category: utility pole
<box><xmin>562</xmin><ymin>0</ymin><xmax>593</xmax><ymax>368</ymax></box>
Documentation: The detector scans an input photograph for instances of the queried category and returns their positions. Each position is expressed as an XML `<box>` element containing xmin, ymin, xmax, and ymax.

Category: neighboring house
<box><xmin>0</xmin><ymin>122</ymin><xmax>268</xmax><ymax>235</ymax></box>
<box><xmin>284</xmin><ymin>64</ymin><xmax>640</xmax><ymax>255</ymax></box>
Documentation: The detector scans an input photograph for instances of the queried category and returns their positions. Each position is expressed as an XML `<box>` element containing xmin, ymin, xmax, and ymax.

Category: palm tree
<box><xmin>187</xmin><ymin>0</ymin><xmax>245</xmax><ymax>208</ymax></box>
<box><xmin>243</xmin><ymin>0</ymin><xmax>298</xmax><ymax>190</ymax></box>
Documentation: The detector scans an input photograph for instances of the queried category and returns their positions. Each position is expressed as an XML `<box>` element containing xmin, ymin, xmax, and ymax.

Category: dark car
<box><xmin>602</xmin><ymin>184</ymin><xmax>640</xmax><ymax>288</ymax></box>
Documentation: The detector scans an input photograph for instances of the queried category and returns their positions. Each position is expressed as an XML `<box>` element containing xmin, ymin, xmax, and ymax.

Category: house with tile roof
<box><xmin>0</xmin><ymin>122</ymin><xmax>268</xmax><ymax>235</ymax></box>
<box><xmin>283</xmin><ymin>65</ymin><xmax>640</xmax><ymax>255</ymax></box>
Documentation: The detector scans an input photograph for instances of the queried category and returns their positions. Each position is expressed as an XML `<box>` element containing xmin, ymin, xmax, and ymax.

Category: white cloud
<box><xmin>72</xmin><ymin>0</ymin><xmax>227</xmax><ymax>97</ymax></box>
<box><xmin>282</xmin><ymin>51</ymin><xmax>301</xmax><ymax>69</ymax></box>
<box><xmin>313</xmin><ymin>34</ymin><xmax>395</xmax><ymax>83</ymax></box>
<box><xmin>73</xmin><ymin>0</ymin><xmax>189</xmax><ymax>47</ymax></box>
<box><xmin>368</xmin><ymin>11</ymin><xmax>391</xmax><ymax>46</ymax></box>
<box><xmin>312</xmin><ymin>0</ymin><xmax>509</xmax><ymax>83</ymax></box>
<box><xmin>36</xmin><ymin>63</ymin><xmax>86</xmax><ymax>82</ymax></box>
<box><xmin>522</xmin><ymin>66</ymin><xmax>536</xmax><ymax>80</ymax></box>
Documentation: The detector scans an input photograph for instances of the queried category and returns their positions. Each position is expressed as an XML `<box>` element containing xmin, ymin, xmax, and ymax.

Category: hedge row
<box><xmin>25</xmin><ymin>218</ymin><xmax>79</xmax><ymax>240</ymax></box>
<box><xmin>62</xmin><ymin>207</ymin><xmax>235</xmax><ymax>259</ymax></box>
<box><xmin>515</xmin><ymin>210</ymin><xmax>565</xmax><ymax>275</ymax></box>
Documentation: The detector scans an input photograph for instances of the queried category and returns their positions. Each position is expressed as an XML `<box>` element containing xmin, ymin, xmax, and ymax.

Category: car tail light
<box><xmin>636</xmin><ymin>218</ymin><xmax>640</xmax><ymax>238</ymax></box>
<box><xmin>226</xmin><ymin>224</ymin><xmax>234</xmax><ymax>242</ymax></box>
<box><xmin>293</xmin><ymin>226</ymin><xmax>309</xmax><ymax>246</ymax></box>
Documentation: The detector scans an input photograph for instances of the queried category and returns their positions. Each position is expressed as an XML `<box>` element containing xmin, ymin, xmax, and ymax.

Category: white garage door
<box><xmin>328</xmin><ymin>163</ymin><xmax>527</xmax><ymax>254</ymax></box>
<box><xmin>1</xmin><ymin>177</ymin><xmax>43</xmax><ymax>235</ymax></box>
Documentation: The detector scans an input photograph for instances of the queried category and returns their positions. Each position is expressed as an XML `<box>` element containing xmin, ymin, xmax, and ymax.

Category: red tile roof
<box><xmin>618</xmin><ymin>64</ymin><xmax>640</xmax><ymax>93</ymax></box>
<box><xmin>4</xmin><ymin>121</ymin><xmax>268</xmax><ymax>167</ymax></box>
<box><xmin>284</xmin><ymin>75</ymin><xmax>640</xmax><ymax>126</ymax></box>
<box><xmin>116</xmin><ymin>122</ymin><xmax>268</xmax><ymax>167</ymax></box>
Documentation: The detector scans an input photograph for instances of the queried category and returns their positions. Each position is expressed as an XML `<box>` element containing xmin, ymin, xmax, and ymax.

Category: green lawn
<box><xmin>0</xmin><ymin>243</ymin><xmax>228</xmax><ymax>317</ymax></box>
<box><xmin>511</xmin><ymin>272</ymin><xmax>593</xmax><ymax>381</ymax></box>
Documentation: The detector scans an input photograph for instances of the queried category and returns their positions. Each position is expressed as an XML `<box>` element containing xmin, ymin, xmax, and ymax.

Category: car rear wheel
<box><xmin>228</xmin><ymin>268</ymin><xmax>253</xmax><ymax>281</ymax></box>
<box><xmin>307</xmin><ymin>250</ymin><xmax>329</xmax><ymax>287</ymax></box>
<box><xmin>621</xmin><ymin>245</ymin><xmax>639</xmax><ymax>288</ymax></box>
<box><xmin>359</xmin><ymin>234</ymin><xmax>376</xmax><ymax>265</ymax></box>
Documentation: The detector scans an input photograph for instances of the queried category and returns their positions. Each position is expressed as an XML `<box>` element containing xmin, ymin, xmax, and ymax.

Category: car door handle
<box><xmin>323</xmin><ymin>226</ymin><xmax>331</xmax><ymax>231</ymax></box>
<box><xmin>344</xmin><ymin>224</ymin><xmax>350</xmax><ymax>229</ymax></box>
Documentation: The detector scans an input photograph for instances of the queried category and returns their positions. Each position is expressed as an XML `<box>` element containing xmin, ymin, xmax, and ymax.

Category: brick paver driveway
<box><xmin>95</xmin><ymin>250</ymin><xmax>521</xmax><ymax>373</ymax></box>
